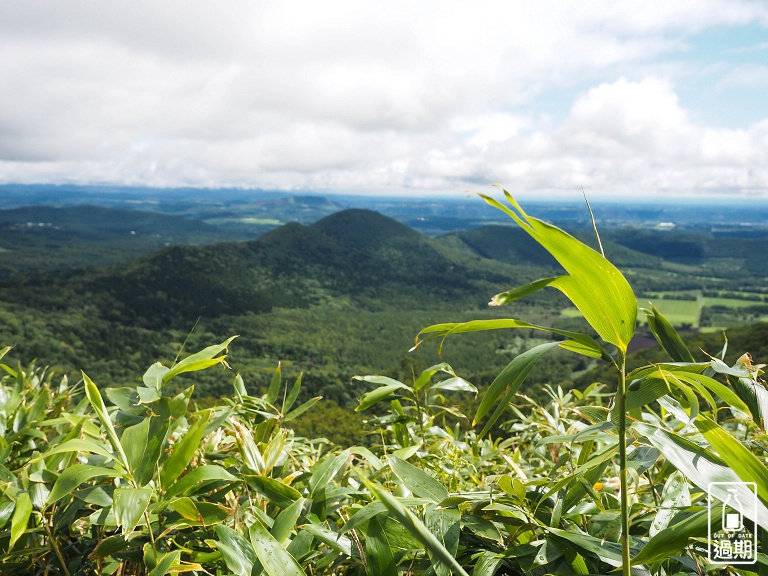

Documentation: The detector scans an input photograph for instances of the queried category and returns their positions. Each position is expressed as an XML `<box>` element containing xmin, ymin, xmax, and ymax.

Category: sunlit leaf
<box><xmin>9</xmin><ymin>492</ymin><xmax>32</xmax><ymax>551</ymax></box>
<box><xmin>248</xmin><ymin>519</ymin><xmax>307</xmax><ymax>576</ymax></box>
<box><xmin>160</xmin><ymin>411</ymin><xmax>210</xmax><ymax>488</ymax></box>
<box><xmin>113</xmin><ymin>487</ymin><xmax>152</xmax><ymax>534</ymax></box>
<box><xmin>480</xmin><ymin>190</ymin><xmax>636</xmax><ymax>351</ymax></box>
<box><xmin>389</xmin><ymin>456</ymin><xmax>448</xmax><ymax>503</ymax></box>
<box><xmin>644</xmin><ymin>304</ymin><xmax>695</xmax><ymax>362</ymax></box>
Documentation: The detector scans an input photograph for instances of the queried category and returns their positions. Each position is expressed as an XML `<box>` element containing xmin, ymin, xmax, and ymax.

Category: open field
<box><xmin>563</xmin><ymin>289</ymin><xmax>768</xmax><ymax>330</ymax></box>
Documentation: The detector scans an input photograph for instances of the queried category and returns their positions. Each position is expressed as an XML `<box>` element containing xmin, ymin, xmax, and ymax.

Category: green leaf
<box><xmin>122</xmin><ymin>415</ymin><xmax>168</xmax><ymax>487</ymax></box>
<box><xmin>488</xmin><ymin>276</ymin><xmax>560</xmax><ymax>307</ymax></box>
<box><xmin>355</xmin><ymin>382</ymin><xmax>410</xmax><ymax>412</ymax></box>
<box><xmin>164</xmin><ymin>336</ymin><xmax>237</xmax><ymax>384</ymax></box>
<box><xmin>649</xmin><ymin>471</ymin><xmax>690</xmax><ymax>537</ymax></box>
<box><xmin>429</xmin><ymin>377</ymin><xmax>477</xmax><ymax>394</ymax></box>
<box><xmin>39</xmin><ymin>438</ymin><xmax>117</xmax><ymax>463</ymax></box>
<box><xmin>472</xmin><ymin>551</ymin><xmax>505</xmax><ymax>576</ymax></box>
<box><xmin>83</xmin><ymin>372</ymin><xmax>129</xmax><ymax>470</ymax></box>
<box><xmin>272</xmin><ymin>497</ymin><xmax>305</xmax><ymax>544</ymax></box>
<box><xmin>635</xmin><ymin>422</ymin><xmax>768</xmax><ymax>529</ymax></box>
<box><xmin>283</xmin><ymin>373</ymin><xmax>302</xmax><ymax>413</ymax></box>
<box><xmin>302</xmin><ymin>523</ymin><xmax>353</xmax><ymax>555</ymax></box>
<box><xmin>308</xmin><ymin>450</ymin><xmax>350</xmax><ymax>496</ymax></box>
<box><xmin>233</xmin><ymin>419</ymin><xmax>265</xmax><ymax>474</ymax></box>
<box><xmin>160</xmin><ymin>411</ymin><xmax>210</xmax><ymax>488</ymax></box>
<box><xmin>631</xmin><ymin>509</ymin><xmax>709</xmax><ymax>566</ymax></box>
<box><xmin>412</xmin><ymin>363</ymin><xmax>456</xmax><ymax>393</ymax></box>
<box><xmin>426</xmin><ymin>503</ymin><xmax>461</xmax><ymax>576</ymax></box>
<box><xmin>644</xmin><ymin>304</ymin><xmax>695</xmax><ymax>362</ymax></box>
<box><xmin>694</xmin><ymin>414</ymin><xmax>768</xmax><ymax>506</ymax></box>
<box><xmin>284</xmin><ymin>396</ymin><xmax>322</xmax><ymax>422</ymax></box>
<box><xmin>248</xmin><ymin>519</ymin><xmax>307</xmax><ymax>576</ymax></box>
<box><xmin>355</xmin><ymin>472</ymin><xmax>471</xmax><ymax>576</ymax></box>
<box><xmin>9</xmin><ymin>492</ymin><xmax>32</xmax><ymax>551</ymax></box>
<box><xmin>474</xmin><ymin>342</ymin><xmax>560</xmax><ymax>435</ymax></box>
<box><xmin>143</xmin><ymin>362</ymin><xmax>170</xmax><ymax>389</ymax></box>
<box><xmin>168</xmin><ymin>497</ymin><xmax>230</xmax><ymax>525</ymax></box>
<box><xmin>547</xmin><ymin>527</ymin><xmax>627</xmax><ymax>568</ymax></box>
<box><xmin>415</xmin><ymin>318</ymin><xmax>606</xmax><ymax>360</ymax></box>
<box><xmin>388</xmin><ymin>456</ymin><xmax>448</xmax><ymax>503</ymax></box>
<box><xmin>245</xmin><ymin>475</ymin><xmax>303</xmax><ymax>508</ymax></box>
<box><xmin>147</xmin><ymin>550</ymin><xmax>182</xmax><ymax>576</ymax></box>
<box><xmin>732</xmin><ymin>376</ymin><xmax>768</xmax><ymax>428</ymax></box>
<box><xmin>480</xmin><ymin>190</ymin><xmax>636</xmax><ymax>351</ymax></box>
<box><xmin>267</xmin><ymin>361</ymin><xmax>282</xmax><ymax>405</ymax></box>
<box><xmin>214</xmin><ymin>524</ymin><xmax>262</xmax><ymax>576</ymax></box>
<box><xmin>365</xmin><ymin>516</ymin><xmax>397</xmax><ymax>576</ymax></box>
<box><xmin>47</xmin><ymin>465</ymin><xmax>123</xmax><ymax>504</ymax></box>
<box><xmin>113</xmin><ymin>487</ymin><xmax>152</xmax><ymax>534</ymax></box>
<box><xmin>164</xmin><ymin>465</ymin><xmax>239</xmax><ymax>499</ymax></box>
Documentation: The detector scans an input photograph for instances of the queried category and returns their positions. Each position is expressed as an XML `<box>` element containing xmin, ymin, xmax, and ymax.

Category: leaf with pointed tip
<box><xmin>480</xmin><ymin>190</ymin><xmax>636</xmax><ymax>351</ymax></box>
<box><xmin>365</xmin><ymin>516</ymin><xmax>397</xmax><ymax>576</ymax></box>
<box><xmin>47</xmin><ymin>465</ymin><xmax>123</xmax><ymax>504</ymax></box>
<box><xmin>214</xmin><ymin>525</ymin><xmax>261</xmax><ymax>576</ymax></box>
<box><xmin>284</xmin><ymin>396</ymin><xmax>322</xmax><ymax>421</ymax></box>
<box><xmin>9</xmin><ymin>492</ymin><xmax>32</xmax><ymax>551</ymax></box>
<box><xmin>388</xmin><ymin>456</ymin><xmax>448</xmax><ymax>503</ymax></box>
<box><xmin>83</xmin><ymin>373</ymin><xmax>129</xmax><ymax>469</ymax></box>
<box><xmin>415</xmin><ymin>318</ymin><xmax>606</xmax><ymax>360</ymax></box>
<box><xmin>164</xmin><ymin>336</ymin><xmax>237</xmax><ymax>383</ymax></box>
<box><xmin>635</xmin><ymin>421</ymin><xmax>768</xmax><ymax>529</ymax></box>
<box><xmin>355</xmin><ymin>382</ymin><xmax>410</xmax><ymax>412</ymax></box>
<box><xmin>113</xmin><ymin>487</ymin><xmax>152</xmax><ymax>534</ymax></box>
<box><xmin>283</xmin><ymin>373</ymin><xmax>302</xmax><ymax>413</ymax></box>
<box><xmin>413</xmin><ymin>363</ymin><xmax>456</xmax><ymax>392</ymax></box>
<box><xmin>267</xmin><ymin>362</ymin><xmax>282</xmax><ymax>405</ymax></box>
<box><xmin>355</xmin><ymin>473</ymin><xmax>471</xmax><ymax>576</ymax></box>
<box><xmin>248</xmin><ymin>519</ymin><xmax>307</xmax><ymax>576</ymax></box>
<box><xmin>122</xmin><ymin>416</ymin><xmax>168</xmax><ymax>487</ymax></box>
<box><xmin>474</xmin><ymin>342</ymin><xmax>560</xmax><ymax>435</ymax></box>
<box><xmin>644</xmin><ymin>304</ymin><xmax>695</xmax><ymax>362</ymax></box>
<box><xmin>160</xmin><ymin>411</ymin><xmax>210</xmax><ymax>488</ymax></box>
<box><xmin>489</xmin><ymin>276</ymin><xmax>559</xmax><ymax>307</ymax></box>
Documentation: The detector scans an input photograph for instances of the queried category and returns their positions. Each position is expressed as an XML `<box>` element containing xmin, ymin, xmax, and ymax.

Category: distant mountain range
<box><xmin>3</xmin><ymin>202</ymin><xmax>768</xmax><ymax>406</ymax></box>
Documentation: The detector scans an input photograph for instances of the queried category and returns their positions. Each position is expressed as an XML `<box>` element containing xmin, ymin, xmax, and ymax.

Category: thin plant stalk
<box><xmin>616</xmin><ymin>350</ymin><xmax>631</xmax><ymax>575</ymax></box>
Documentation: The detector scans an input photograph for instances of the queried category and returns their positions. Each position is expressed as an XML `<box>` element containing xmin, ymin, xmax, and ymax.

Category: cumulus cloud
<box><xmin>0</xmin><ymin>0</ymin><xmax>767</xmax><ymax>197</ymax></box>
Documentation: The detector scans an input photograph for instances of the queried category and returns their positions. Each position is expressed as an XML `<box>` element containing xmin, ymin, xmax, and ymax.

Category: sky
<box><xmin>1</xmin><ymin>1</ymin><xmax>767</xmax><ymax>200</ymax></box>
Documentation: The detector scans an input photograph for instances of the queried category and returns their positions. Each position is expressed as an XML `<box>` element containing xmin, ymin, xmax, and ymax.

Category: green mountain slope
<box><xmin>0</xmin><ymin>204</ymin><xmax>246</xmax><ymax>272</ymax></box>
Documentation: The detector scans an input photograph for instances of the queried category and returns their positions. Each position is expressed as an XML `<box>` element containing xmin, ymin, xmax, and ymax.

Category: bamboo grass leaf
<box><xmin>163</xmin><ymin>336</ymin><xmax>237</xmax><ymax>384</ymax></box>
<box><xmin>365</xmin><ymin>515</ymin><xmax>397</xmax><ymax>576</ymax></box>
<box><xmin>159</xmin><ymin>410</ymin><xmax>210</xmax><ymax>488</ymax></box>
<box><xmin>267</xmin><ymin>361</ymin><xmax>282</xmax><ymax>405</ymax></box>
<box><xmin>474</xmin><ymin>342</ymin><xmax>560</xmax><ymax>432</ymax></box>
<box><xmin>479</xmin><ymin>190</ymin><xmax>637</xmax><ymax>351</ymax></box>
<box><xmin>83</xmin><ymin>372</ymin><xmax>129</xmax><ymax>470</ymax></box>
<box><xmin>248</xmin><ymin>519</ymin><xmax>307</xmax><ymax>576</ymax></box>
<box><xmin>388</xmin><ymin>456</ymin><xmax>449</xmax><ymax>502</ymax></box>
<box><xmin>113</xmin><ymin>487</ymin><xmax>152</xmax><ymax>534</ymax></box>
<box><xmin>634</xmin><ymin>422</ymin><xmax>768</xmax><ymax>529</ymax></box>
<box><xmin>644</xmin><ymin>304</ymin><xmax>695</xmax><ymax>363</ymax></box>
<box><xmin>415</xmin><ymin>318</ymin><xmax>608</xmax><ymax>360</ymax></box>
<box><xmin>8</xmin><ymin>492</ymin><xmax>32</xmax><ymax>551</ymax></box>
<box><xmin>214</xmin><ymin>524</ymin><xmax>262</xmax><ymax>576</ymax></box>
<box><xmin>47</xmin><ymin>465</ymin><xmax>123</xmax><ymax>504</ymax></box>
<box><xmin>354</xmin><ymin>471</ymin><xmax>471</xmax><ymax>576</ymax></box>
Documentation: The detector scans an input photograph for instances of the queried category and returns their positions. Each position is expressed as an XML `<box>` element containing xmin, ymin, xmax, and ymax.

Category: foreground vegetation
<box><xmin>2</xmin><ymin>193</ymin><xmax>768</xmax><ymax>575</ymax></box>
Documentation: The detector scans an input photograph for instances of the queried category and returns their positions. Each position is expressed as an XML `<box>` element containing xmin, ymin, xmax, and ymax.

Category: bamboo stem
<box><xmin>617</xmin><ymin>351</ymin><xmax>631</xmax><ymax>576</ymax></box>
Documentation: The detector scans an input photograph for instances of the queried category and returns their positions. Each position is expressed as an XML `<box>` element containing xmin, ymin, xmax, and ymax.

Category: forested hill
<box><xmin>0</xmin><ymin>209</ymin><xmax>542</xmax><ymax>330</ymax></box>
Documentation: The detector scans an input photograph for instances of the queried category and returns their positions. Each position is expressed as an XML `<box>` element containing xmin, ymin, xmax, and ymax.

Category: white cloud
<box><xmin>0</xmin><ymin>1</ymin><xmax>767</xmax><ymax>197</ymax></box>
